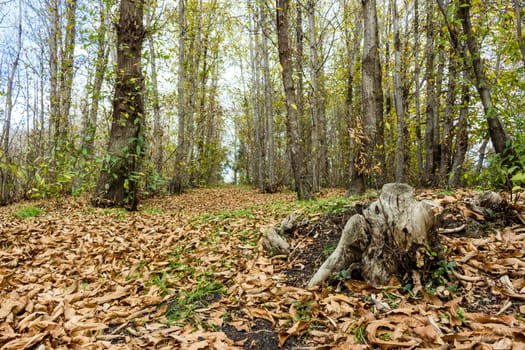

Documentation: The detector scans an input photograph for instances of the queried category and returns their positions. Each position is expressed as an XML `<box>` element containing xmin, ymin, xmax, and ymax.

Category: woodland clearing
<box><xmin>0</xmin><ymin>187</ymin><xmax>524</xmax><ymax>349</ymax></box>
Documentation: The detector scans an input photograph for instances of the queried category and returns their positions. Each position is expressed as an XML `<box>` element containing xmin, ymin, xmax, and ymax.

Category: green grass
<box><xmin>164</xmin><ymin>275</ymin><xmax>225</xmax><ymax>326</ymax></box>
<box><xmin>192</xmin><ymin>208</ymin><xmax>255</xmax><ymax>225</ymax></box>
<box><xmin>13</xmin><ymin>206</ymin><xmax>44</xmax><ymax>218</ymax></box>
<box><xmin>142</xmin><ymin>205</ymin><xmax>164</xmax><ymax>215</ymax></box>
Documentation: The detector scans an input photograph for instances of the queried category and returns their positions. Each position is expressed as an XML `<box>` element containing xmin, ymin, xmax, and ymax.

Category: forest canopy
<box><xmin>0</xmin><ymin>0</ymin><xmax>524</xmax><ymax>206</ymax></box>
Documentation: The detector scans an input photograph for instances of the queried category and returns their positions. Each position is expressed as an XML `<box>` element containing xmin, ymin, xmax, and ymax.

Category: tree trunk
<box><xmin>92</xmin><ymin>0</ymin><xmax>145</xmax><ymax>211</ymax></box>
<box><xmin>449</xmin><ymin>78</ymin><xmax>470</xmax><ymax>187</ymax></box>
<box><xmin>359</xmin><ymin>0</ymin><xmax>383</xmax><ymax>190</ymax></box>
<box><xmin>48</xmin><ymin>0</ymin><xmax>60</xmax><ymax>151</ymax></box>
<box><xmin>424</xmin><ymin>2</ymin><xmax>437</xmax><ymax>185</ymax></box>
<box><xmin>260</xmin><ymin>1</ymin><xmax>276</xmax><ymax>192</ymax></box>
<box><xmin>345</xmin><ymin>4</ymin><xmax>364</xmax><ymax>195</ymax></box>
<box><xmin>276</xmin><ymin>0</ymin><xmax>313</xmax><ymax>200</ymax></box>
<box><xmin>170</xmin><ymin>0</ymin><xmax>188</xmax><ymax>194</ymax></box>
<box><xmin>438</xmin><ymin>48</ymin><xmax>458</xmax><ymax>185</ymax></box>
<box><xmin>147</xmin><ymin>5</ymin><xmax>163</xmax><ymax>176</ymax></box>
<box><xmin>77</xmin><ymin>0</ymin><xmax>109</xmax><ymax>192</ymax></box>
<box><xmin>514</xmin><ymin>1</ymin><xmax>525</xmax><ymax>69</ymax></box>
<box><xmin>1</xmin><ymin>0</ymin><xmax>22</xmax><ymax>154</ymax></box>
<box><xmin>307</xmin><ymin>0</ymin><xmax>324</xmax><ymax>192</ymax></box>
<box><xmin>57</xmin><ymin>0</ymin><xmax>77</xmax><ymax>148</ymax></box>
<box><xmin>308</xmin><ymin>183</ymin><xmax>437</xmax><ymax>288</ymax></box>
<box><xmin>0</xmin><ymin>0</ymin><xmax>22</xmax><ymax>205</ymax></box>
<box><xmin>392</xmin><ymin>0</ymin><xmax>406</xmax><ymax>183</ymax></box>
<box><xmin>413</xmin><ymin>0</ymin><xmax>424</xmax><ymax>183</ymax></box>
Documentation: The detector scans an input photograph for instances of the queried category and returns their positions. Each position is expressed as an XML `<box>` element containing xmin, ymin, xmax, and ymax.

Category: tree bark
<box><xmin>260</xmin><ymin>1</ymin><xmax>276</xmax><ymax>192</ymax></box>
<box><xmin>170</xmin><ymin>0</ymin><xmax>188</xmax><ymax>194</ymax></box>
<box><xmin>147</xmin><ymin>3</ymin><xmax>163</xmax><ymax>176</ymax></box>
<box><xmin>358</xmin><ymin>0</ymin><xmax>383</xmax><ymax>190</ymax></box>
<box><xmin>392</xmin><ymin>0</ymin><xmax>406</xmax><ymax>183</ymax></box>
<box><xmin>309</xmin><ymin>183</ymin><xmax>437</xmax><ymax>288</ymax></box>
<box><xmin>1</xmin><ymin>0</ymin><xmax>22</xmax><ymax>154</ymax></box>
<box><xmin>438</xmin><ymin>48</ymin><xmax>458</xmax><ymax>185</ymax></box>
<box><xmin>345</xmin><ymin>3</ymin><xmax>364</xmax><ymax>195</ymax></box>
<box><xmin>276</xmin><ymin>0</ymin><xmax>313</xmax><ymax>200</ymax></box>
<box><xmin>514</xmin><ymin>1</ymin><xmax>525</xmax><ymax>69</ymax></box>
<box><xmin>57</xmin><ymin>0</ymin><xmax>77</xmax><ymax>148</ymax></box>
<box><xmin>48</xmin><ymin>0</ymin><xmax>60</xmax><ymax>151</ymax></box>
<box><xmin>449</xmin><ymin>78</ymin><xmax>470</xmax><ymax>187</ymax></box>
<box><xmin>414</xmin><ymin>0</ymin><xmax>424</xmax><ymax>183</ymax></box>
<box><xmin>424</xmin><ymin>2</ymin><xmax>437</xmax><ymax>185</ymax></box>
<box><xmin>92</xmin><ymin>0</ymin><xmax>145</xmax><ymax>210</ymax></box>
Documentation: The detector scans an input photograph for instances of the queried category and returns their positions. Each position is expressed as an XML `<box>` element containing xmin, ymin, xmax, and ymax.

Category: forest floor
<box><xmin>0</xmin><ymin>186</ymin><xmax>524</xmax><ymax>349</ymax></box>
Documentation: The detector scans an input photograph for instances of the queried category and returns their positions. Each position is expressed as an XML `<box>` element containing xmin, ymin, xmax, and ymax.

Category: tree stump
<box><xmin>308</xmin><ymin>183</ymin><xmax>437</xmax><ymax>288</ymax></box>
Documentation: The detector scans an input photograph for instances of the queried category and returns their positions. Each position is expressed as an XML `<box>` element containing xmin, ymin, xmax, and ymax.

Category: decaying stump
<box><xmin>261</xmin><ymin>213</ymin><xmax>303</xmax><ymax>255</ymax></box>
<box><xmin>308</xmin><ymin>183</ymin><xmax>437</xmax><ymax>288</ymax></box>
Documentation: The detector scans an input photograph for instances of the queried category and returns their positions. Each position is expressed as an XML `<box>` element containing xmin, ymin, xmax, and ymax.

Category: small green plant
<box><xmin>351</xmin><ymin>324</ymin><xmax>368</xmax><ymax>344</ymax></box>
<box><xmin>151</xmin><ymin>271</ymin><xmax>172</xmax><ymax>296</ymax></box>
<box><xmin>165</xmin><ymin>277</ymin><xmax>225</xmax><ymax>326</ymax></box>
<box><xmin>334</xmin><ymin>269</ymin><xmax>351</xmax><ymax>282</ymax></box>
<box><xmin>292</xmin><ymin>299</ymin><xmax>314</xmax><ymax>321</ymax></box>
<box><xmin>456</xmin><ymin>308</ymin><xmax>468</xmax><ymax>323</ymax></box>
<box><xmin>378</xmin><ymin>332</ymin><xmax>392</xmax><ymax>341</ymax></box>
<box><xmin>13</xmin><ymin>206</ymin><xmax>43</xmax><ymax>218</ymax></box>
<box><xmin>322</xmin><ymin>244</ymin><xmax>337</xmax><ymax>258</ymax></box>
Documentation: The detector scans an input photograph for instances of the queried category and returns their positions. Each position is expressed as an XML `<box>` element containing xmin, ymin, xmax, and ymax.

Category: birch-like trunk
<box><xmin>276</xmin><ymin>0</ymin><xmax>313</xmax><ymax>200</ymax></box>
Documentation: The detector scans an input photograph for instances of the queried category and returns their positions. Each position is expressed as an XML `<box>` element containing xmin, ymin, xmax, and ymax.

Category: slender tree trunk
<box><xmin>57</xmin><ymin>0</ymin><xmax>77</xmax><ymax>148</ymax></box>
<box><xmin>449</xmin><ymin>78</ymin><xmax>470</xmax><ymax>187</ymax></box>
<box><xmin>424</xmin><ymin>2</ymin><xmax>437</xmax><ymax>185</ymax></box>
<box><xmin>81</xmin><ymin>0</ymin><xmax>109</xmax><ymax>157</ymax></box>
<box><xmin>392</xmin><ymin>0</ymin><xmax>406</xmax><ymax>183</ymax></box>
<box><xmin>260</xmin><ymin>1</ymin><xmax>275</xmax><ymax>192</ymax></box>
<box><xmin>276</xmin><ymin>0</ymin><xmax>313</xmax><ymax>200</ymax></box>
<box><xmin>414</xmin><ymin>0</ymin><xmax>424</xmax><ymax>183</ymax></box>
<box><xmin>513</xmin><ymin>2</ymin><xmax>525</xmax><ymax>69</ymax></box>
<box><xmin>438</xmin><ymin>48</ymin><xmax>458</xmax><ymax>185</ymax></box>
<box><xmin>307</xmin><ymin>0</ymin><xmax>321</xmax><ymax>192</ymax></box>
<box><xmin>48</xmin><ymin>0</ymin><xmax>60</xmax><ymax>151</ymax></box>
<box><xmin>1</xmin><ymin>0</ymin><xmax>22</xmax><ymax>154</ymax></box>
<box><xmin>249</xmin><ymin>0</ymin><xmax>263</xmax><ymax>189</ymax></box>
<box><xmin>358</xmin><ymin>0</ymin><xmax>383</xmax><ymax>191</ymax></box>
<box><xmin>92</xmin><ymin>0</ymin><xmax>145</xmax><ymax>210</ymax></box>
<box><xmin>171</xmin><ymin>0</ymin><xmax>188</xmax><ymax>194</ymax></box>
<box><xmin>147</xmin><ymin>14</ymin><xmax>163</xmax><ymax>175</ymax></box>
<box><xmin>0</xmin><ymin>0</ymin><xmax>22</xmax><ymax>205</ymax></box>
<box><xmin>344</xmin><ymin>1</ymin><xmax>364</xmax><ymax>195</ymax></box>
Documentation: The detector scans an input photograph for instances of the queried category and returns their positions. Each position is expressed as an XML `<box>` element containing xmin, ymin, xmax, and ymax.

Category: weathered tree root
<box><xmin>308</xmin><ymin>183</ymin><xmax>437</xmax><ymax>288</ymax></box>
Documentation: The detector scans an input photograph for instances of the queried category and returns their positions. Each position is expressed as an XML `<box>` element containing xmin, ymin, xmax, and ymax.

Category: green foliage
<box><xmin>164</xmin><ymin>275</ymin><xmax>225</xmax><ymax>326</ymax></box>
<box><xmin>291</xmin><ymin>299</ymin><xmax>314</xmax><ymax>321</ymax></box>
<box><xmin>484</xmin><ymin>133</ymin><xmax>525</xmax><ymax>191</ymax></box>
<box><xmin>351</xmin><ymin>324</ymin><xmax>368</xmax><ymax>344</ymax></box>
<box><xmin>13</xmin><ymin>206</ymin><xmax>44</xmax><ymax>218</ymax></box>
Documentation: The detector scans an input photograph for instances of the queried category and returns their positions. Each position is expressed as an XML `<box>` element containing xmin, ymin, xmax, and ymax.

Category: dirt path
<box><xmin>0</xmin><ymin>187</ymin><xmax>524</xmax><ymax>349</ymax></box>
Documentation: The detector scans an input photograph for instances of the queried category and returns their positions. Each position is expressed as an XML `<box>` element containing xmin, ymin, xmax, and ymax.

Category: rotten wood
<box><xmin>308</xmin><ymin>183</ymin><xmax>437</xmax><ymax>287</ymax></box>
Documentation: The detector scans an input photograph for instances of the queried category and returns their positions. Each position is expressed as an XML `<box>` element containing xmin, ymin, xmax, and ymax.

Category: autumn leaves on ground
<box><xmin>0</xmin><ymin>187</ymin><xmax>524</xmax><ymax>349</ymax></box>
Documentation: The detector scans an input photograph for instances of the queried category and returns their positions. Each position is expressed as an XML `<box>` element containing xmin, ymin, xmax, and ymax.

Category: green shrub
<box><xmin>14</xmin><ymin>206</ymin><xmax>43</xmax><ymax>218</ymax></box>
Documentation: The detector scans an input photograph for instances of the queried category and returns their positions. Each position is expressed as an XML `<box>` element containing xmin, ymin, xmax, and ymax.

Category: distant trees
<box><xmin>0</xmin><ymin>0</ymin><xmax>524</xmax><ymax>207</ymax></box>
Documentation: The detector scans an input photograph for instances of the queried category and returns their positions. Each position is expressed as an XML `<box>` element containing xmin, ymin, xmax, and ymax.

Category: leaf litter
<box><xmin>0</xmin><ymin>187</ymin><xmax>524</xmax><ymax>349</ymax></box>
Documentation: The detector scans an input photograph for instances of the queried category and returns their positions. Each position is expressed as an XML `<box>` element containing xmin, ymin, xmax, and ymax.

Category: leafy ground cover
<box><xmin>0</xmin><ymin>187</ymin><xmax>524</xmax><ymax>349</ymax></box>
